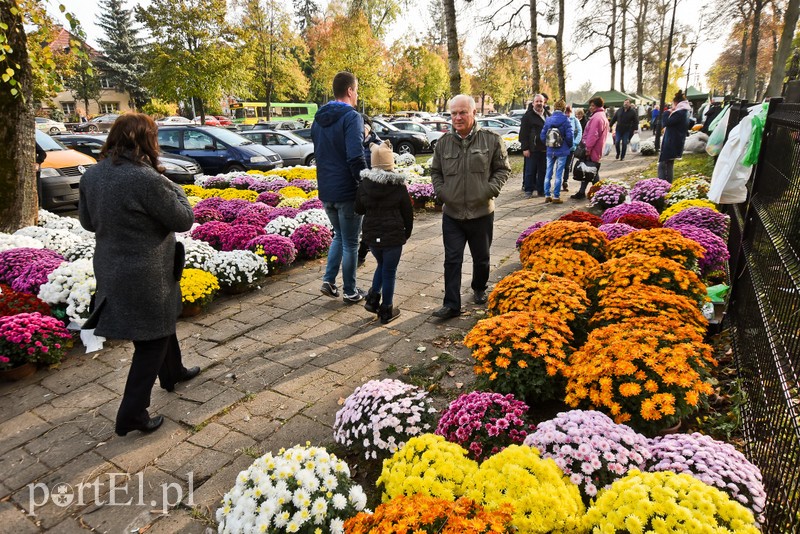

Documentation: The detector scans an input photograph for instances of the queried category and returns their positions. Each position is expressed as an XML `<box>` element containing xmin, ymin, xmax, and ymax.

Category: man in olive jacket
<box><xmin>430</xmin><ymin>94</ymin><xmax>511</xmax><ymax>319</ymax></box>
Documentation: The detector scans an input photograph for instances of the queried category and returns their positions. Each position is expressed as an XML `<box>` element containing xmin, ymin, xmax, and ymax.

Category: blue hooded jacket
<box><xmin>540</xmin><ymin>110</ymin><xmax>574</xmax><ymax>158</ymax></box>
<box><xmin>311</xmin><ymin>101</ymin><xmax>366</xmax><ymax>202</ymax></box>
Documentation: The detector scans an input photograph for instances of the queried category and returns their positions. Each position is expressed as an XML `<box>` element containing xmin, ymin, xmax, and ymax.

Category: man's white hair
<box><xmin>448</xmin><ymin>94</ymin><xmax>476</xmax><ymax>111</ymax></box>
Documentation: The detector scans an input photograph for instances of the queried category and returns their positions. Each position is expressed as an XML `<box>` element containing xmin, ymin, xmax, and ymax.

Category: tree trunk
<box><xmin>636</xmin><ymin>0</ymin><xmax>646</xmax><ymax>94</ymax></box>
<box><xmin>480</xmin><ymin>91</ymin><xmax>486</xmax><ymax>114</ymax></box>
<box><xmin>610</xmin><ymin>0</ymin><xmax>618</xmax><ymax>89</ymax></box>
<box><xmin>620</xmin><ymin>0</ymin><xmax>627</xmax><ymax>93</ymax></box>
<box><xmin>530</xmin><ymin>0</ymin><xmax>540</xmax><ymax>93</ymax></box>
<box><xmin>198</xmin><ymin>98</ymin><xmax>206</xmax><ymax>125</ymax></box>
<box><xmin>745</xmin><ymin>0</ymin><xmax>765</xmax><ymax>101</ymax></box>
<box><xmin>556</xmin><ymin>0</ymin><xmax>566</xmax><ymax>98</ymax></box>
<box><xmin>733</xmin><ymin>26</ymin><xmax>749</xmax><ymax>98</ymax></box>
<box><xmin>443</xmin><ymin>0</ymin><xmax>461</xmax><ymax>96</ymax></box>
<box><xmin>0</xmin><ymin>0</ymin><xmax>37</xmax><ymax>232</ymax></box>
<box><xmin>766</xmin><ymin>0</ymin><xmax>800</xmax><ymax>97</ymax></box>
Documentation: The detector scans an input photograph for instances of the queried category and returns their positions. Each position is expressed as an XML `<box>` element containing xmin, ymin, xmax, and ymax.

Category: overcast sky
<box><xmin>51</xmin><ymin>0</ymin><xmax>724</xmax><ymax>94</ymax></box>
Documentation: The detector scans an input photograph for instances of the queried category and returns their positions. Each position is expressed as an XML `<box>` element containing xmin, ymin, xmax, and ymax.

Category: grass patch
<box><xmin>640</xmin><ymin>152</ymin><xmax>715</xmax><ymax>179</ymax></box>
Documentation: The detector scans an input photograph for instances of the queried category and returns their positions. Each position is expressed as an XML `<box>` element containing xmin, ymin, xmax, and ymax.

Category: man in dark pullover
<box><xmin>312</xmin><ymin>71</ymin><xmax>368</xmax><ymax>303</ymax></box>
<box><xmin>609</xmin><ymin>99</ymin><xmax>639</xmax><ymax>161</ymax></box>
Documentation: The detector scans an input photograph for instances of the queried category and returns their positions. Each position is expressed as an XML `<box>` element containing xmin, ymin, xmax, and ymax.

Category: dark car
<box><xmin>72</xmin><ymin>114</ymin><xmax>120</xmax><ymax>133</ymax></box>
<box><xmin>58</xmin><ymin>134</ymin><xmax>205</xmax><ymax>184</ymax></box>
<box><xmin>156</xmin><ymin>125</ymin><xmax>283</xmax><ymax>174</ymax></box>
<box><xmin>371</xmin><ymin>118</ymin><xmax>431</xmax><ymax>155</ymax></box>
<box><xmin>35</xmin><ymin>130</ymin><xmax>96</xmax><ymax>210</ymax></box>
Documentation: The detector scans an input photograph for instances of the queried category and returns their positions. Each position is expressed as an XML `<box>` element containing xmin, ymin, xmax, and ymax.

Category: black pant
<box><xmin>442</xmin><ymin>212</ymin><xmax>493</xmax><ymax>311</ymax></box>
<box><xmin>523</xmin><ymin>151</ymin><xmax>547</xmax><ymax>194</ymax></box>
<box><xmin>116</xmin><ymin>333</ymin><xmax>184</xmax><ymax>428</ymax></box>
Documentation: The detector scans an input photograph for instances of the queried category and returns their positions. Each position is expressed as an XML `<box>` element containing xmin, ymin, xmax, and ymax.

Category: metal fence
<box><xmin>726</xmin><ymin>97</ymin><xmax>800</xmax><ymax>532</ymax></box>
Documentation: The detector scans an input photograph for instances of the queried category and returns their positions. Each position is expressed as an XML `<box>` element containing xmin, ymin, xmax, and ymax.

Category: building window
<box><xmin>62</xmin><ymin>102</ymin><xmax>75</xmax><ymax>115</ymax></box>
<box><xmin>100</xmin><ymin>77</ymin><xmax>113</xmax><ymax>89</ymax></box>
<box><xmin>100</xmin><ymin>102</ymin><xmax>119</xmax><ymax>114</ymax></box>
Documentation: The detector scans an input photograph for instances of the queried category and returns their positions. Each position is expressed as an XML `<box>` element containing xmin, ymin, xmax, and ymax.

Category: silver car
<box><xmin>390</xmin><ymin>120</ymin><xmax>445</xmax><ymax>148</ymax></box>
<box><xmin>476</xmin><ymin>118</ymin><xmax>519</xmax><ymax>136</ymax></box>
<box><xmin>35</xmin><ymin>117</ymin><xmax>67</xmax><ymax>135</ymax></box>
<box><xmin>240</xmin><ymin>129</ymin><xmax>316</xmax><ymax>167</ymax></box>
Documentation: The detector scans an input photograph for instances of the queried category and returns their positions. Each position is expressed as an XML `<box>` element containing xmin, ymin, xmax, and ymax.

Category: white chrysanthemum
<box><xmin>294</xmin><ymin>209</ymin><xmax>332</xmax><ymax>230</ymax></box>
<box><xmin>205</xmin><ymin>250</ymin><xmax>268</xmax><ymax>285</ymax></box>
<box><xmin>177</xmin><ymin>235</ymin><xmax>217</xmax><ymax>269</ymax></box>
<box><xmin>64</xmin><ymin>239</ymin><xmax>96</xmax><ymax>261</ymax></box>
<box><xmin>265</xmin><ymin>216</ymin><xmax>299</xmax><ymax>237</ymax></box>
<box><xmin>14</xmin><ymin>226</ymin><xmax>82</xmax><ymax>255</ymax></box>
<box><xmin>0</xmin><ymin>232</ymin><xmax>44</xmax><ymax>251</ymax></box>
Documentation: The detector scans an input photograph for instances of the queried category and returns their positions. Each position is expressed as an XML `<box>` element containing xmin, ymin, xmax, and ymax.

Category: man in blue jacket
<box><xmin>539</xmin><ymin>99</ymin><xmax>573</xmax><ymax>204</ymax></box>
<box><xmin>312</xmin><ymin>71</ymin><xmax>368</xmax><ymax>303</ymax></box>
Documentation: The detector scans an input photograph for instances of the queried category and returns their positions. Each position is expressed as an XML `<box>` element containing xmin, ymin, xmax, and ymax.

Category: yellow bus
<box><xmin>230</xmin><ymin>102</ymin><xmax>318</xmax><ymax>125</ymax></box>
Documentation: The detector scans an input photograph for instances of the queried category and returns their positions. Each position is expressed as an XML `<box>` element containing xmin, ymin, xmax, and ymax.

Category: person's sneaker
<box><xmin>552</xmin><ymin>198</ymin><xmax>563</xmax><ymax>204</ymax></box>
<box><xmin>343</xmin><ymin>288</ymin><xmax>367</xmax><ymax>304</ymax></box>
<box><xmin>562</xmin><ymin>183</ymin><xmax>569</xmax><ymax>191</ymax></box>
<box><xmin>544</xmin><ymin>197</ymin><xmax>552</xmax><ymax>203</ymax></box>
<box><xmin>570</xmin><ymin>192</ymin><xmax>586</xmax><ymax>200</ymax></box>
<box><xmin>473</xmin><ymin>290</ymin><xmax>488</xmax><ymax>304</ymax></box>
<box><xmin>320</xmin><ymin>282</ymin><xmax>339</xmax><ymax>298</ymax></box>
<box><xmin>524</xmin><ymin>192</ymin><xmax>533</xmax><ymax>199</ymax></box>
<box><xmin>432</xmin><ymin>306</ymin><xmax>461</xmax><ymax>319</ymax></box>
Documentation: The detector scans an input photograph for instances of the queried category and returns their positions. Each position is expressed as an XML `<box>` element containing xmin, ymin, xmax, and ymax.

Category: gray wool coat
<box><xmin>79</xmin><ymin>156</ymin><xmax>195</xmax><ymax>341</ymax></box>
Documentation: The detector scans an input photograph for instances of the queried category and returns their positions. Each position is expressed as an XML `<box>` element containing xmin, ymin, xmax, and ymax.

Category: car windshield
<box><xmin>280</xmin><ymin>131</ymin><xmax>310</xmax><ymax>144</ymax></box>
<box><xmin>373</xmin><ymin>120</ymin><xmax>399</xmax><ymax>132</ymax></box>
<box><xmin>35</xmin><ymin>130</ymin><xmax>67</xmax><ymax>151</ymax></box>
<box><xmin>204</xmin><ymin>126</ymin><xmax>254</xmax><ymax>146</ymax></box>
<box><xmin>93</xmin><ymin>115</ymin><xmax>118</xmax><ymax>123</ymax></box>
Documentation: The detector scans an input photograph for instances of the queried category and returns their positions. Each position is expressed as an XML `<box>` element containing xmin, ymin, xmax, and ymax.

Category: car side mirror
<box><xmin>286</xmin><ymin>140</ymin><xmax>296</xmax><ymax>146</ymax></box>
<box><xmin>204</xmin><ymin>144</ymin><xmax>215</xmax><ymax>150</ymax></box>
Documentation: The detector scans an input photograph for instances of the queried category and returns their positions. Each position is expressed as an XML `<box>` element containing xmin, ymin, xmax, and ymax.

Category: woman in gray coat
<box><xmin>79</xmin><ymin>113</ymin><xmax>198</xmax><ymax>437</ymax></box>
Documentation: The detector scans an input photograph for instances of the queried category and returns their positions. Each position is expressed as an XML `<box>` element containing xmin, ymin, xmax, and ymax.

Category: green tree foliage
<box><xmin>472</xmin><ymin>38</ymin><xmax>515</xmax><ymax>113</ymax></box>
<box><xmin>394</xmin><ymin>45</ymin><xmax>448</xmax><ymax>111</ymax></box>
<box><xmin>63</xmin><ymin>44</ymin><xmax>101</xmax><ymax>114</ymax></box>
<box><xmin>136</xmin><ymin>0</ymin><xmax>246</xmax><ymax>121</ymax></box>
<box><xmin>237</xmin><ymin>0</ymin><xmax>309</xmax><ymax>116</ymax></box>
<box><xmin>96</xmin><ymin>0</ymin><xmax>147</xmax><ymax>109</ymax></box>
<box><xmin>308</xmin><ymin>12</ymin><xmax>388</xmax><ymax>110</ymax></box>
<box><xmin>292</xmin><ymin>0</ymin><xmax>319</xmax><ymax>33</ymax></box>
<box><xmin>347</xmin><ymin>0</ymin><xmax>401</xmax><ymax>39</ymax></box>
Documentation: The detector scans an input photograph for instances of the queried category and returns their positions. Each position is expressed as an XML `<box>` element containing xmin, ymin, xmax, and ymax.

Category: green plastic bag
<box><xmin>742</xmin><ymin>102</ymin><xmax>769</xmax><ymax>166</ymax></box>
<box><xmin>707</xmin><ymin>284</ymin><xmax>730</xmax><ymax>303</ymax></box>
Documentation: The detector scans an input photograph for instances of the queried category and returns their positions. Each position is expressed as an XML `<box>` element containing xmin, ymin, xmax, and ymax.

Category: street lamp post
<box><xmin>685</xmin><ymin>42</ymin><xmax>697</xmax><ymax>94</ymax></box>
<box><xmin>654</xmin><ymin>0</ymin><xmax>679</xmax><ymax>152</ymax></box>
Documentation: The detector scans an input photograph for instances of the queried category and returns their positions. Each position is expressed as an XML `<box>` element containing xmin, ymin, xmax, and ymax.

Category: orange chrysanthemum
<box><xmin>521</xmin><ymin>247</ymin><xmax>601</xmax><ymax>286</ymax></box>
<box><xmin>563</xmin><ymin>317</ymin><xmax>716</xmax><ymax>435</ymax></box>
<box><xmin>519</xmin><ymin>220</ymin><xmax>609</xmax><ymax>264</ymax></box>
<box><xmin>591</xmin><ymin>284</ymin><xmax>708</xmax><ymax>334</ymax></box>
<box><xmin>607</xmin><ymin>228</ymin><xmax>706</xmax><ymax>270</ymax></box>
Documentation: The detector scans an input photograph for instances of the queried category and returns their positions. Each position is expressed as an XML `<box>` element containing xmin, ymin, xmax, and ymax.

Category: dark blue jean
<box><xmin>323</xmin><ymin>200</ymin><xmax>362</xmax><ymax>296</ymax></box>
<box><xmin>615</xmin><ymin>129</ymin><xmax>633</xmax><ymax>159</ymax></box>
<box><xmin>369</xmin><ymin>245</ymin><xmax>403</xmax><ymax>306</ymax></box>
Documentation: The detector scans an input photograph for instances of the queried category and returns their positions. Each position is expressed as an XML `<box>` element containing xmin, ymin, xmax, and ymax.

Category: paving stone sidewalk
<box><xmin>0</xmin><ymin>153</ymin><xmax>654</xmax><ymax>533</ymax></box>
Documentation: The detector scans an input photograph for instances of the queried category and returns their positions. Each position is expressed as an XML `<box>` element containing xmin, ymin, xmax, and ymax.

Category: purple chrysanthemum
<box><xmin>299</xmin><ymin>198</ymin><xmax>324</xmax><ymax>211</ymax></box>
<box><xmin>630</xmin><ymin>178</ymin><xmax>672</xmax><ymax>207</ymax></box>
<box><xmin>218</xmin><ymin>199</ymin><xmax>253</xmax><ymax>222</ymax></box>
<box><xmin>229</xmin><ymin>175</ymin><xmax>257</xmax><ymax>190</ymax></box>
<box><xmin>290</xmin><ymin>224</ymin><xmax>333</xmax><ymax>259</ymax></box>
<box><xmin>193</xmin><ymin>206</ymin><xmax>224</xmax><ymax>224</ymax></box>
<box><xmin>668</xmin><ymin>224</ymin><xmax>730</xmax><ymax>274</ymax></box>
<box><xmin>590</xmin><ymin>184</ymin><xmax>628</xmax><ymax>210</ymax></box>
<box><xmin>194</xmin><ymin>197</ymin><xmax>226</xmax><ymax>211</ymax></box>
<box><xmin>598</xmin><ymin>223</ymin><xmax>638</xmax><ymax>241</ymax></box>
<box><xmin>663</xmin><ymin>207</ymin><xmax>731</xmax><ymax>239</ymax></box>
<box><xmin>191</xmin><ymin>221</ymin><xmax>232</xmax><ymax>250</ymax></box>
<box><xmin>246</xmin><ymin>234</ymin><xmax>297</xmax><ymax>269</ymax></box>
<box><xmin>219</xmin><ymin>224</ymin><xmax>266</xmax><ymax>252</ymax></box>
<box><xmin>601</xmin><ymin>201</ymin><xmax>660</xmax><ymax>224</ymax></box>
<box><xmin>516</xmin><ymin>221</ymin><xmax>550</xmax><ymax>249</ymax></box>
<box><xmin>265</xmin><ymin>207</ymin><xmax>300</xmax><ymax>222</ymax></box>
<box><xmin>256</xmin><ymin>191</ymin><xmax>282</xmax><ymax>207</ymax></box>
<box><xmin>289</xmin><ymin>179</ymin><xmax>317</xmax><ymax>193</ymax></box>
<box><xmin>0</xmin><ymin>247</ymin><xmax>65</xmax><ymax>285</ymax></box>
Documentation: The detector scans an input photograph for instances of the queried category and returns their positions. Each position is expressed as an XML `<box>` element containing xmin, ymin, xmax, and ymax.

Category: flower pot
<box><xmin>412</xmin><ymin>198</ymin><xmax>428</xmax><ymax>209</ymax></box>
<box><xmin>657</xmin><ymin>420</ymin><xmax>682</xmax><ymax>436</ymax></box>
<box><xmin>222</xmin><ymin>282</ymin><xmax>255</xmax><ymax>295</ymax></box>
<box><xmin>0</xmin><ymin>362</ymin><xmax>37</xmax><ymax>382</ymax></box>
<box><xmin>180</xmin><ymin>303</ymin><xmax>205</xmax><ymax>318</ymax></box>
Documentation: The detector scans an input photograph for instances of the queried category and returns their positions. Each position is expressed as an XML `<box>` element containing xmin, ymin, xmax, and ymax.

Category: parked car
<box><xmin>72</xmin><ymin>114</ymin><xmax>120</xmax><ymax>133</ymax></box>
<box><xmin>492</xmin><ymin>115</ymin><xmax>522</xmax><ymax>127</ymax></box>
<box><xmin>475</xmin><ymin>118</ymin><xmax>519</xmax><ymax>136</ymax></box>
<box><xmin>390</xmin><ymin>120</ymin><xmax>445</xmax><ymax>148</ymax></box>
<box><xmin>156</xmin><ymin>125</ymin><xmax>283</xmax><ymax>174</ymax></box>
<box><xmin>421</xmin><ymin>120</ymin><xmax>451</xmax><ymax>133</ymax></box>
<box><xmin>215</xmin><ymin>116</ymin><xmax>234</xmax><ymax>126</ymax></box>
<box><xmin>35</xmin><ymin>130</ymin><xmax>95</xmax><ymax>209</ymax></box>
<box><xmin>370</xmin><ymin>118</ymin><xmax>431</xmax><ymax>155</ymax></box>
<box><xmin>156</xmin><ymin>116</ymin><xmax>192</xmax><ymax>126</ymax></box>
<box><xmin>191</xmin><ymin>116</ymin><xmax>221</xmax><ymax>126</ymax></box>
<box><xmin>292</xmin><ymin>128</ymin><xmax>312</xmax><ymax>142</ymax></box>
<box><xmin>58</xmin><ymin>134</ymin><xmax>204</xmax><ymax>184</ymax></box>
<box><xmin>35</xmin><ymin>117</ymin><xmax>67</xmax><ymax>135</ymax></box>
<box><xmin>240</xmin><ymin>129</ymin><xmax>315</xmax><ymax>167</ymax></box>
<box><xmin>509</xmin><ymin>109</ymin><xmax>527</xmax><ymax>119</ymax></box>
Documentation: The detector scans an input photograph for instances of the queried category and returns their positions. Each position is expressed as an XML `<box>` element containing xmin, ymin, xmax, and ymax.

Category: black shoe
<box><xmin>615</xmin><ymin>154</ymin><xmax>620</xmax><ymax>160</ymax></box>
<box><xmin>343</xmin><ymin>288</ymin><xmax>367</xmax><ymax>304</ymax></box>
<box><xmin>570</xmin><ymin>192</ymin><xmax>586</xmax><ymax>200</ymax></box>
<box><xmin>161</xmin><ymin>366</ymin><xmax>200</xmax><ymax>392</ymax></box>
<box><xmin>473</xmin><ymin>290</ymin><xmax>487</xmax><ymax>304</ymax></box>
<box><xmin>115</xmin><ymin>415</ymin><xmax>164</xmax><ymax>437</ymax></box>
<box><xmin>364</xmin><ymin>289</ymin><xmax>381</xmax><ymax>314</ymax></box>
<box><xmin>432</xmin><ymin>306</ymin><xmax>461</xmax><ymax>319</ymax></box>
<box><xmin>379</xmin><ymin>304</ymin><xmax>400</xmax><ymax>324</ymax></box>
<box><xmin>320</xmin><ymin>282</ymin><xmax>339</xmax><ymax>298</ymax></box>
<box><xmin>357</xmin><ymin>257</ymin><xmax>366</xmax><ymax>267</ymax></box>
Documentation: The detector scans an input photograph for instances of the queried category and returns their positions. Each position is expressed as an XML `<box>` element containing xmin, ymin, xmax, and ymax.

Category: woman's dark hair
<box><xmin>589</xmin><ymin>96</ymin><xmax>604</xmax><ymax>108</ymax></box>
<box><xmin>101</xmin><ymin>113</ymin><xmax>164</xmax><ymax>173</ymax></box>
<box><xmin>361</xmin><ymin>113</ymin><xmax>373</xmax><ymax>128</ymax></box>
<box><xmin>673</xmin><ymin>90</ymin><xmax>686</xmax><ymax>103</ymax></box>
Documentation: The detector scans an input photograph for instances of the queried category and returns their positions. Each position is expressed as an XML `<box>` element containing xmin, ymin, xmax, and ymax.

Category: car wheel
<box><xmin>224</xmin><ymin>163</ymin><xmax>246</xmax><ymax>173</ymax></box>
<box><xmin>509</xmin><ymin>130</ymin><xmax>519</xmax><ymax>135</ymax></box>
<box><xmin>305</xmin><ymin>155</ymin><xmax>316</xmax><ymax>167</ymax></box>
<box><xmin>49</xmin><ymin>127</ymin><xmax>60</xmax><ymax>135</ymax></box>
<box><xmin>87</xmin><ymin>124</ymin><xmax>98</xmax><ymax>132</ymax></box>
<box><xmin>397</xmin><ymin>142</ymin><xmax>415</xmax><ymax>156</ymax></box>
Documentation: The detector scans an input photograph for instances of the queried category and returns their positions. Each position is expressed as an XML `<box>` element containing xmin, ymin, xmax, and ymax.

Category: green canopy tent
<box><xmin>685</xmin><ymin>86</ymin><xmax>709</xmax><ymax>102</ymax></box>
<box><xmin>632</xmin><ymin>94</ymin><xmax>657</xmax><ymax>105</ymax></box>
<box><xmin>573</xmin><ymin>89</ymin><xmax>638</xmax><ymax>108</ymax></box>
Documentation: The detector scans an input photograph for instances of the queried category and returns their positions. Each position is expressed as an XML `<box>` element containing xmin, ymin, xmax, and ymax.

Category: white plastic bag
<box><xmin>705</xmin><ymin>106</ymin><xmax>730</xmax><ymax>156</ymax></box>
<box><xmin>603</xmin><ymin>133</ymin><xmax>613</xmax><ymax>157</ymax></box>
<box><xmin>708</xmin><ymin>107</ymin><xmax>757</xmax><ymax>204</ymax></box>
<box><xmin>629</xmin><ymin>133</ymin><xmax>641</xmax><ymax>153</ymax></box>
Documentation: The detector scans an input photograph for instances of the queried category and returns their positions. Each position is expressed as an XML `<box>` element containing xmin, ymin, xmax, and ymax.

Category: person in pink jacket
<box><xmin>571</xmin><ymin>96</ymin><xmax>609</xmax><ymax>200</ymax></box>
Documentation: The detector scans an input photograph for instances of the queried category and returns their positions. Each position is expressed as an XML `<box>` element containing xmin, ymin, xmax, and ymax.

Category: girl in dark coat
<box><xmin>658</xmin><ymin>90</ymin><xmax>692</xmax><ymax>182</ymax></box>
<box><xmin>355</xmin><ymin>141</ymin><xmax>414</xmax><ymax>324</ymax></box>
<box><xmin>79</xmin><ymin>113</ymin><xmax>199</xmax><ymax>437</ymax></box>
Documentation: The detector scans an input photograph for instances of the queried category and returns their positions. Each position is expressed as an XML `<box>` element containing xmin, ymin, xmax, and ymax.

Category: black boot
<box><xmin>379</xmin><ymin>304</ymin><xmax>400</xmax><ymax>324</ymax></box>
<box><xmin>364</xmin><ymin>289</ymin><xmax>381</xmax><ymax>314</ymax></box>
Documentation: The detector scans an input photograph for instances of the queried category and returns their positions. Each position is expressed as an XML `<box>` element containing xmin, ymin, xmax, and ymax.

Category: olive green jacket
<box><xmin>430</xmin><ymin>125</ymin><xmax>511</xmax><ymax>220</ymax></box>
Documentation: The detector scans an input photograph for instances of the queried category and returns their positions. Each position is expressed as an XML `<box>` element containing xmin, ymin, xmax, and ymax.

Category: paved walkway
<box><xmin>0</xmin><ymin>152</ymin><xmax>655</xmax><ymax>533</ymax></box>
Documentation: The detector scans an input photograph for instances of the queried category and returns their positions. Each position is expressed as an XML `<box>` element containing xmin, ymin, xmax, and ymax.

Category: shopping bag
<box><xmin>705</xmin><ymin>106</ymin><xmax>730</xmax><ymax>156</ymax></box>
<box><xmin>603</xmin><ymin>133</ymin><xmax>613</xmax><ymax>156</ymax></box>
<box><xmin>629</xmin><ymin>133</ymin><xmax>641</xmax><ymax>153</ymax></box>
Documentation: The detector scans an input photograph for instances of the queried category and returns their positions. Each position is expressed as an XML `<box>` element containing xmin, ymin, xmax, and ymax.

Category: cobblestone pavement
<box><xmin>0</xmin><ymin>153</ymin><xmax>655</xmax><ymax>533</ymax></box>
